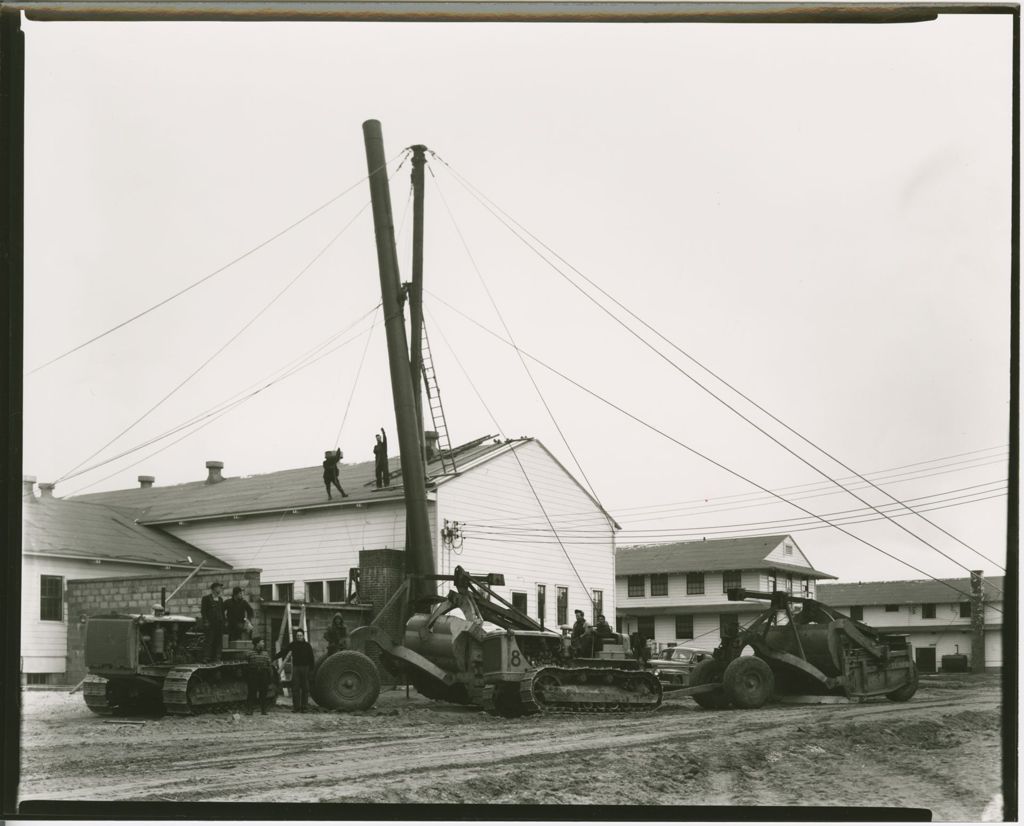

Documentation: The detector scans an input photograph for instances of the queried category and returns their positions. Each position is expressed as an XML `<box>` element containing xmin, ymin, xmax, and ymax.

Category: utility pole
<box><xmin>362</xmin><ymin>120</ymin><xmax>435</xmax><ymax>598</ymax></box>
<box><xmin>409</xmin><ymin>145</ymin><xmax>428</xmax><ymax>470</ymax></box>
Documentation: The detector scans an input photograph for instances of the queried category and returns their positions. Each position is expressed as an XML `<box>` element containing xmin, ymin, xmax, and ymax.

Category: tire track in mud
<box><xmin>28</xmin><ymin>692</ymin><xmax>998</xmax><ymax>802</ymax></box>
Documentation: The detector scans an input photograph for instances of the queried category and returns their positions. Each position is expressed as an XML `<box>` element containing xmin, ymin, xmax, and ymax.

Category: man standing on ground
<box><xmin>274</xmin><ymin>628</ymin><xmax>315</xmax><ymax>713</ymax></box>
<box><xmin>200</xmin><ymin>582</ymin><xmax>226</xmax><ymax>662</ymax></box>
<box><xmin>373</xmin><ymin>428</ymin><xmax>389</xmax><ymax>488</ymax></box>
<box><xmin>245</xmin><ymin>637</ymin><xmax>275</xmax><ymax>715</ymax></box>
<box><xmin>225</xmin><ymin>586</ymin><xmax>254</xmax><ymax>644</ymax></box>
<box><xmin>323</xmin><ymin>448</ymin><xmax>348</xmax><ymax>500</ymax></box>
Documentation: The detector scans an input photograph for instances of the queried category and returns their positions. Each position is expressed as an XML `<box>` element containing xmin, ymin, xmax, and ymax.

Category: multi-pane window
<box><xmin>884</xmin><ymin>604</ymin><xmax>899</xmax><ymax>613</ymax></box>
<box><xmin>305</xmin><ymin>581</ymin><xmax>324</xmax><ymax>603</ymax></box>
<box><xmin>722</xmin><ymin>570</ymin><xmax>742</xmax><ymax>592</ymax></box>
<box><xmin>40</xmin><ymin>575</ymin><xmax>63</xmax><ymax>621</ymax></box>
<box><xmin>921</xmin><ymin>603</ymin><xmax>936</xmax><ymax>619</ymax></box>
<box><xmin>556</xmin><ymin>587</ymin><xmax>569</xmax><ymax>625</ymax></box>
<box><xmin>276</xmin><ymin>583</ymin><xmax>294</xmax><ymax>603</ymax></box>
<box><xmin>801</xmin><ymin>577</ymin><xmax>810</xmax><ymax>597</ymax></box>
<box><xmin>537</xmin><ymin>584</ymin><xmax>546</xmax><ymax>625</ymax></box>
<box><xmin>511</xmin><ymin>592</ymin><xmax>528</xmax><ymax>614</ymax></box>
<box><xmin>686</xmin><ymin>572</ymin><xmax>705</xmax><ymax>595</ymax></box>
<box><xmin>785</xmin><ymin>575</ymin><xmax>794</xmax><ymax>594</ymax></box>
<box><xmin>592</xmin><ymin>589</ymin><xmax>603</xmax><ymax>620</ymax></box>
<box><xmin>675</xmin><ymin>614</ymin><xmax>694</xmax><ymax>640</ymax></box>
<box><xmin>959</xmin><ymin>602</ymin><xmax>973</xmax><ymax>619</ymax></box>
<box><xmin>650</xmin><ymin>574</ymin><xmax>668</xmax><ymax>597</ymax></box>
<box><xmin>327</xmin><ymin>579</ymin><xmax>347</xmax><ymax>602</ymax></box>
<box><xmin>627</xmin><ymin>575</ymin><xmax>645</xmax><ymax>598</ymax></box>
<box><xmin>767</xmin><ymin>569</ymin><xmax>778</xmax><ymax>592</ymax></box>
<box><xmin>849</xmin><ymin>605</ymin><xmax>864</xmax><ymax>621</ymax></box>
<box><xmin>719</xmin><ymin>614</ymin><xmax>739</xmax><ymax>639</ymax></box>
<box><xmin>260</xmin><ymin>584</ymin><xmax>273</xmax><ymax>602</ymax></box>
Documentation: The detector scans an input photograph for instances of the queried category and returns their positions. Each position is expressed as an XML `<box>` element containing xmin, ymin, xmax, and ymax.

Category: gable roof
<box><xmin>616</xmin><ymin>534</ymin><xmax>836</xmax><ymax>579</ymax></box>
<box><xmin>71</xmin><ymin>435</ymin><xmax>534</xmax><ymax>524</ymax></box>
<box><xmin>817</xmin><ymin>576</ymin><xmax>1004</xmax><ymax>606</ymax></box>
<box><xmin>22</xmin><ymin>495</ymin><xmax>228</xmax><ymax>568</ymax></box>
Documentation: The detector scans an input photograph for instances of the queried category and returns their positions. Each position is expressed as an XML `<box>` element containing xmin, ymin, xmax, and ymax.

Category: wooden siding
<box><xmin>763</xmin><ymin>537</ymin><xmax>812</xmax><ymax>569</ymax></box>
<box><xmin>21</xmin><ymin>555</ymin><xmax>164</xmax><ymax>674</ymax></box>
<box><xmin>616</xmin><ymin>569</ymin><xmax>764</xmax><ymax>609</ymax></box>
<box><xmin>437</xmin><ymin>441</ymin><xmax>616</xmax><ymax>625</ymax></box>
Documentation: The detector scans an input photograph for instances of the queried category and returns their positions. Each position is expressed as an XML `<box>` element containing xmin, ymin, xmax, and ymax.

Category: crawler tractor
<box><xmin>679</xmin><ymin>588</ymin><xmax>918</xmax><ymax>709</ymax></box>
<box><xmin>81</xmin><ymin>612</ymin><xmax>268</xmax><ymax>715</ymax></box>
<box><xmin>310</xmin><ymin>566</ymin><xmax>662</xmax><ymax>717</ymax></box>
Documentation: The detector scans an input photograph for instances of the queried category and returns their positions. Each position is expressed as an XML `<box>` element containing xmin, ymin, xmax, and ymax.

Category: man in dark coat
<box><xmin>323</xmin><ymin>612</ymin><xmax>349</xmax><ymax>655</ymax></box>
<box><xmin>274</xmin><ymin>628</ymin><xmax>316</xmax><ymax>712</ymax></box>
<box><xmin>200</xmin><ymin>582</ymin><xmax>226</xmax><ymax>662</ymax></box>
<box><xmin>245</xmin><ymin>637</ymin><xmax>275</xmax><ymax>715</ymax></box>
<box><xmin>570</xmin><ymin>609</ymin><xmax>592</xmax><ymax>657</ymax></box>
<box><xmin>322</xmin><ymin>448</ymin><xmax>348</xmax><ymax>500</ymax></box>
<box><xmin>373</xmin><ymin>428</ymin><xmax>390</xmax><ymax>488</ymax></box>
<box><xmin>225</xmin><ymin>586</ymin><xmax>254</xmax><ymax>643</ymax></box>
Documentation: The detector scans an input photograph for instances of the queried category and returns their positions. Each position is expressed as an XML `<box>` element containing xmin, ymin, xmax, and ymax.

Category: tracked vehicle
<box><xmin>81</xmin><ymin>612</ymin><xmax>268</xmax><ymax>715</ymax></box>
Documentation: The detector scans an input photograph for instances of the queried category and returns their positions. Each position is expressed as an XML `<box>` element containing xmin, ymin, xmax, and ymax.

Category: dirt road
<box><xmin>17</xmin><ymin>673</ymin><xmax>1004</xmax><ymax>818</ymax></box>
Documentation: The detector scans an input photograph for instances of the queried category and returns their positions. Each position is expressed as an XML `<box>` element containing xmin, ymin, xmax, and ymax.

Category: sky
<box><xmin>20</xmin><ymin>12</ymin><xmax>1012</xmax><ymax>586</ymax></box>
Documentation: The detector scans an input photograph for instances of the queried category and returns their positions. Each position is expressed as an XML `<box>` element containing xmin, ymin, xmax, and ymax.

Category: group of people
<box><xmin>569</xmin><ymin>609</ymin><xmax>615</xmax><ymax>658</ymax></box>
<box><xmin>198</xmin><ymin>581</ymin><xmax>351</xmax><ymax>715</ymax></box>
<box><xmin>321</xmin><ymin>428</ymin><xmax>391</xmax><ymax>501</ymax></box>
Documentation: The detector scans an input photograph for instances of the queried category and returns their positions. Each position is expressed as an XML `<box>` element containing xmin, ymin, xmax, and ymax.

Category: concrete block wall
<box><xmin>65</xmin><ymin>568</ymin><xmax>261</xmax><ymax>683</ymax></box>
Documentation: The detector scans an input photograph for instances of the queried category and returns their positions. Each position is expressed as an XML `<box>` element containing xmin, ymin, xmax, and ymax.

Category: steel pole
<box><xmin>362</xmin><ymin>121</ymin><xmax>435</xmax><ymax>593</ymax></box>
<box><xmin>409</xmin><ymin>145</ymin><xmax>427</xmax><ymax>468</ymax></box>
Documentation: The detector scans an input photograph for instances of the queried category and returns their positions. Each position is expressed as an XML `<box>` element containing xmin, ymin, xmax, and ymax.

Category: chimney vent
<box><xmin>424</xmin><ymin>431</ymin><xmax>439</xmax><ymax>461</ymax></box>
<box><xmin>138</xmin><ymin>475</ymin><xmax>155</xmax><ymax>489</ymax></box>
<box><xmin>205</xmin><ymin>461</ymin><xmax>224</xmax><ymax>484</ymax></box>
<box><xmin>39</xmin><ymin>482</ymin><xmax>56</xmax><ymax>499</ymax></box>
<box><xmin>22</xmin><ymin>475</ymin><xmax>37</xmax><ymax>499</ymax></box>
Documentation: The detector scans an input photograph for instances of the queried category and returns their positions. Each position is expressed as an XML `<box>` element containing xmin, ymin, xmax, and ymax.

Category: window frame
<box><xmin>327</xmin><ymin>579</ymin><xmax>347</xmax><ymax>603</ymax></box>
<box><xmin>884</xmin><ymin>604</ymin><xmax>899</xmax><ymax>613</ymax></box>
<box><xmin>305</xmin><ymin>581</ymin><xmax>325</xmax><ymax>603</ymax></box>
<box><xmin>627</xmin><ymin>575</ymin><xmax>645</xmax><ymax>598</ymax></box>
<box><xmin>719</xmin><ymin>613</ymin><xmax>739</xmax><ymax>639</ymax></box>
<box><xmin>276</xmin><ymin>583</ymin><xmax>294</xmax><ymax>603</ymax></box>
<box><xmin>675</xmin><ymin>614</ymin><xmax>694</xmax><ymax>640</ymax></box>
<box><xmin>849</xmin><ymin>605</ymin><xmax>864</xmax><ymax>621</ymax></box>
<box><xmin>592</xmin><ymin>589</ymin><xmax>603</xmax><ymax>621</ymax></box>
<box><xmin>40</xmin><ymin>575</ymin><xmax>63</xmax><ymax>622</ymax></box>
<box><xmin>556</xmin><ymin>586</ymin><xmax>569</xmax><ymax>626</ymax></box>
<box><xmin>722</xmin><ymin>570</ymin><xmax>742</xmax><ymax>592</ymax></box>
<box><xmin>959</xmin><ymin>602</ymin><xmax>973</xmax><ymax>619</ymax></box>
<box><xmin>686</xmin><ymin>572</ymin><xmax>705</xmax><ymax>596</ymax></box>
<box><xmin>511</xmin><ymin>591</ymin><xmax>528</xmax><ymax>614</ymax></box>
<box><xmin>259</xmin><ymin>584</ymin><xmax>273</xmax><ymax>602</ymax></box>
<box><xmin>921</xmin><ymin>603</ymin><xmax>936</xmax><ymax>619</ymax></box>
<box><xmin>537</xmin><ymin>584</ymin><xmax>546</xmax><ymax>626</ymax></box>
<box><xmin>650</xmin><ymin>574</ymin><xmax>668</xmax><ymax>597</ymax></box>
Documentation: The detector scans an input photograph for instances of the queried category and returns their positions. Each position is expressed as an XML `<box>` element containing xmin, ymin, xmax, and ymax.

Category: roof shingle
<box><xmin>616</xmin><ymin>535</ymin><xmax>835</xmax><ymax>579</ymax></box>
<box><xmin>817</xmin><ymin>576</ymin><xmax>1004</xmax><ymax>606</ymax></box>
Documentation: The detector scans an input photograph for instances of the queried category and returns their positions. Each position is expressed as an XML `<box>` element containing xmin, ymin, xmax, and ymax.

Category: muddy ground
<box><xmin>17</xmin><ymin>673</ymin><xmax>1005</xmax><ymax>819</ymax></box>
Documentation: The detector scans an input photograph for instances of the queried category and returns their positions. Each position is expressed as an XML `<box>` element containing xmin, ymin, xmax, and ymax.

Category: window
<box><xmin>785</xmin><ymin>575</ymin><xmax>793</xmax><ymax>594</ymax></box>
<box><xmin>276</xmin><ymin>583</ymin><xmax>294</xmax><ymax>603</ymax></box>
<box><xmin>556</xmin><ymin>587</ymin><xmax>569</xmax><ymax>625</ymax></box>
<box><xmin>615</xmin><ymin>616</ymin><xmax>623</xmax><ymax>633</ymax></box>
<box><xmin>592</xmin><ymin>589</ymin><xmax>603</xmax><ymax>620</ymax></box>
<box><xmin>849</xmin><ymin>605</ymin><xmax>863</xmax><ymax>621</ymax></box>
<box><xmin>327</xmin><ymin>579</ymin><xmax>347</xmax><ymax>602</ymax></box>
<box><xmin>884</xmin><ymin>604</ymin><xmax>899</xmax><ymax>613</ymax></box>
<box><xmin>25</xmin><ymin>673</ymin><xmax>51</xmax><ymax>686</ymax></box>
<box><xmin>637</xmin><ymin>616</ymin><xmax>655</xmax><ymax>642</ymax></box>
<box><xmin>686</xmin><ymin>572</ymin><xmax>705</xmax><ymax>595</ymax></box>
<box><xmin>959</xmin><ymin>602</ymin><xmax>973</xmax><ymax>619</ymax></box>
<box><xmin>537</xmin><ymin>584</ymin><xmax>546</xmax><ymax>625</ymax></box>
<box><xmin>921</xmin><ymin>603</ymin><xmax>936</xmax><ymax>619</ymax></box>
<box><xmin>650</xmin><ymin>574</ymin><xmax>668</xmax><ymax>597</ymax></box>
<box><xmin>720</xmin><ymin>614</ymin><xmax>739</xmax><ymax>639</ymax></box>
<box><xmin>767</xmin><ymin>569</ymin><xmax>778</xmax><ymax>592</ymax></box>
<box><xmin>675</xmin><ymin>615</ymin><xmax>694</xmax><ymax>640</ymax></box>
<box><xmin>784</xmin><ymin>542</ymin><xmax>794</xmax><ymax>556</ymax></box>
<box><xmin>801</xmin><ymin>577</ymin><xmax>810</xmax><ymax>597</ymax></box>
<box><xmin>627</xmin><ymin>575</ymin><xmax>645</xmax><ymax>598</ymax></box>
<box><xmin>39</xmin><ymin>575</ymin><xmax>63</xmax><ymax>621</ymax></box>
<box><xmin>722</xmin><ymin>570</ymin><xmax>742</xmax><ymax>592</ymax></box>
<box><xmin>260</xmin><ymin>584</ymin><xmax>273</xmax><ymax>602</ymax></box>
<box><xmin>305</xmin><ymin>581</ymin><xmax>324</xmax><ymax>603</ymax></box>
<box><xmin>511</xmin><ymin>592</ymin><xmax>528</xmax><ymax>614</ymax></box>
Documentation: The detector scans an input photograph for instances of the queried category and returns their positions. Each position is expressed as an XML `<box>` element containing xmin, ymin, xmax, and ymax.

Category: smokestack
<box><xmin>38</xmin><ymin>482</ymin><xmax>56</xmax><ymax>499</ymax></box>
<box><xmin>22</xmin><ymin>475</ymin><xmax>36</xmax><ymax>499</ymax></box>
<box><xmin>424</xmin><ymin>431</ymin><xmax>439</xmax><ymax>461</ymax></box>
<box><xmin>138</xmin><ymin>475</ymin><xmax>155</xmax><ymax>489</ymax></box>
<box><xmin>205</xmin><ymin>461</ymin><xmax>224</xmax><ymax>484</ymax></box>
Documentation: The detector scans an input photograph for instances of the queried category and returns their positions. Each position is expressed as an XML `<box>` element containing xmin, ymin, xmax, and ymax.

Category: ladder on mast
<box><xmin>420</xmin><ymin>319</ymin><xmax>457</xmax><ymax>475</ymax></box>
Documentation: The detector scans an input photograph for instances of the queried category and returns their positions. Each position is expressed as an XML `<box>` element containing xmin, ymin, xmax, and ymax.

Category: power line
<box><xmin>333</xmin><ymin>307</ymin><xmax>380</xmax><ymax>447</ymax></box>
<box><xmin>426</xmin><ymin>290</ymin><xmax>1002</xmax><ymax>610</ymax></box>
<box><xmin>26</xmin><ymin>151</ymin><xmax>406</xmax><ymax>376</ymax></box>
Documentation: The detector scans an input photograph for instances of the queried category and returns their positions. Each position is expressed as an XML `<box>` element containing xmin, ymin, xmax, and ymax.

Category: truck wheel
<box><xmin>689</xmin><ymin>659</ymin><xmax>731</xmax><ymax>709</ymax></box>
<box><xmin>886</xmin><ymin>661</ymin><xmax>918</xmax><ymax>702</ymax></box>
<box><xmin>723</xmin><ymin>656</ymin><xmax>774</xmax><ymax>709</ymax></box>
<box><xmin>313</xmin><ymin>651</ymin><xmax>381</xmax><ymax>711</ymax></box>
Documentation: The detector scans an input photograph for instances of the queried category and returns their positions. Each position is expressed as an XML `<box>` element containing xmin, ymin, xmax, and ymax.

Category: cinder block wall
<box><xmin>66</xmin><ymin>568</ymin><xmax>261</xmax><ymax>683</ymax></box>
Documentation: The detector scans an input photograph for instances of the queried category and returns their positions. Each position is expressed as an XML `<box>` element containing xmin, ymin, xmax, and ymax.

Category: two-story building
<box><xmin>816</xmin><ymin>575</ymin><xmax>1004</xmax><ymax>672</ymax></box>
<box><xmin>615</xmin><ymin>534</ymin><xmax>836</xmax><ymax>652</ymax></box>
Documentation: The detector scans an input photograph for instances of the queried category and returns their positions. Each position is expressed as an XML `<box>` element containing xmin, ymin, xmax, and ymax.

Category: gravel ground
<box><xmin>16</xmin><ymin>672</ymin><xmax>1005</xmax><ymax>818</ymax></box>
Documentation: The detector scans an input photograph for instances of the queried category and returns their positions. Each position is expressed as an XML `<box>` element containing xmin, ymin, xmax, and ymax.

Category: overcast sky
<box><xmin>20</xmin><ymin>13</ymin><xmax>1012</xmax><ymax>586</ymax></box>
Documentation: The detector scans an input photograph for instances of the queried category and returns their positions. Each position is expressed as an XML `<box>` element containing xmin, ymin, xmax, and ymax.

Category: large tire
<box><xmin>689</xmin><ymin>658</ymin><xmax>731</xmax><ymax>709</ymax></box>
<box><xmin>722</xmin><ymin>655</ymin><xmax>775</xmax><ymax>709</ymax></box>
<box><xmin>313</xmin><ymin>651</ymin><xmax>381</xmax><ymax>711</ymax></box>
<box><xmin>886</xmin><ymin>661</ymin><xmax>919</xmax><ymax>702</ymax></box>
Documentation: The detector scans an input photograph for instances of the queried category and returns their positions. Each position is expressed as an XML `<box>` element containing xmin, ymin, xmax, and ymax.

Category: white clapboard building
<box><xmin>71</xmin><ymin>435</ymin><xmax>619</xmax><ymax>631</ymax></box>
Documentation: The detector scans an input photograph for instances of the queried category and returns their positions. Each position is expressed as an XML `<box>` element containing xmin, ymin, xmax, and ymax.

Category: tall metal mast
<box><xmin>408</xmin><ymin>144</ymin><xmax>427</xmax><ymax>469</ymax></box>
<box><xmin>362</xmin><ymin>120</ymin><xmax>435</xmax><ymax>595</ymax></box>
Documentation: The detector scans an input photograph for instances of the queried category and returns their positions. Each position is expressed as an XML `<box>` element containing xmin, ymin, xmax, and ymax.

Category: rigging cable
<box><xmin>333</xmin><ymin>306</ymin><xmax>381</xmax><ymax>447</ymax></box>
<box><xmin>430</xmin><ymin>156</ymin><xmax>1006</xmax><ymax>578</ymax></box>
<box><xmin>27</xmin><ymin>150</ymin><xmax>408</xmax><ymax>376</ymax></box>
<box><xmin>426</xmin><ymin>290</ymin><xmax>1002</xmax><ymax>611</ymax></box>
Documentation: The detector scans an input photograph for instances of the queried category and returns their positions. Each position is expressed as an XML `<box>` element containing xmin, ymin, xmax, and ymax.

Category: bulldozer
<box><xmin>679</xmin><ymin>588</ymin><xmax>919</xmax><ymax>709</ymax></box>
<box><xmin>310</xmin><ymin>565</ymin><xmax>661</xmax><ymax>716</ymax></box>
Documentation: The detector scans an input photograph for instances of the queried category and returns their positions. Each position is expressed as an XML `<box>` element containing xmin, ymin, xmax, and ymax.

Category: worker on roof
<box><xmin>323</xmin><ymin>448</ymin><xmax>348</xmax><ymax>500</ymax></box>
<box><xmin>373</xmin><ymin>428</ymin><xmax>390</xmax><ymax>488</ymax></box>
<box><xmin>323</xmin><ymin>612</ymin><xmax>349</xmax><ymax>655</ymax></box>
